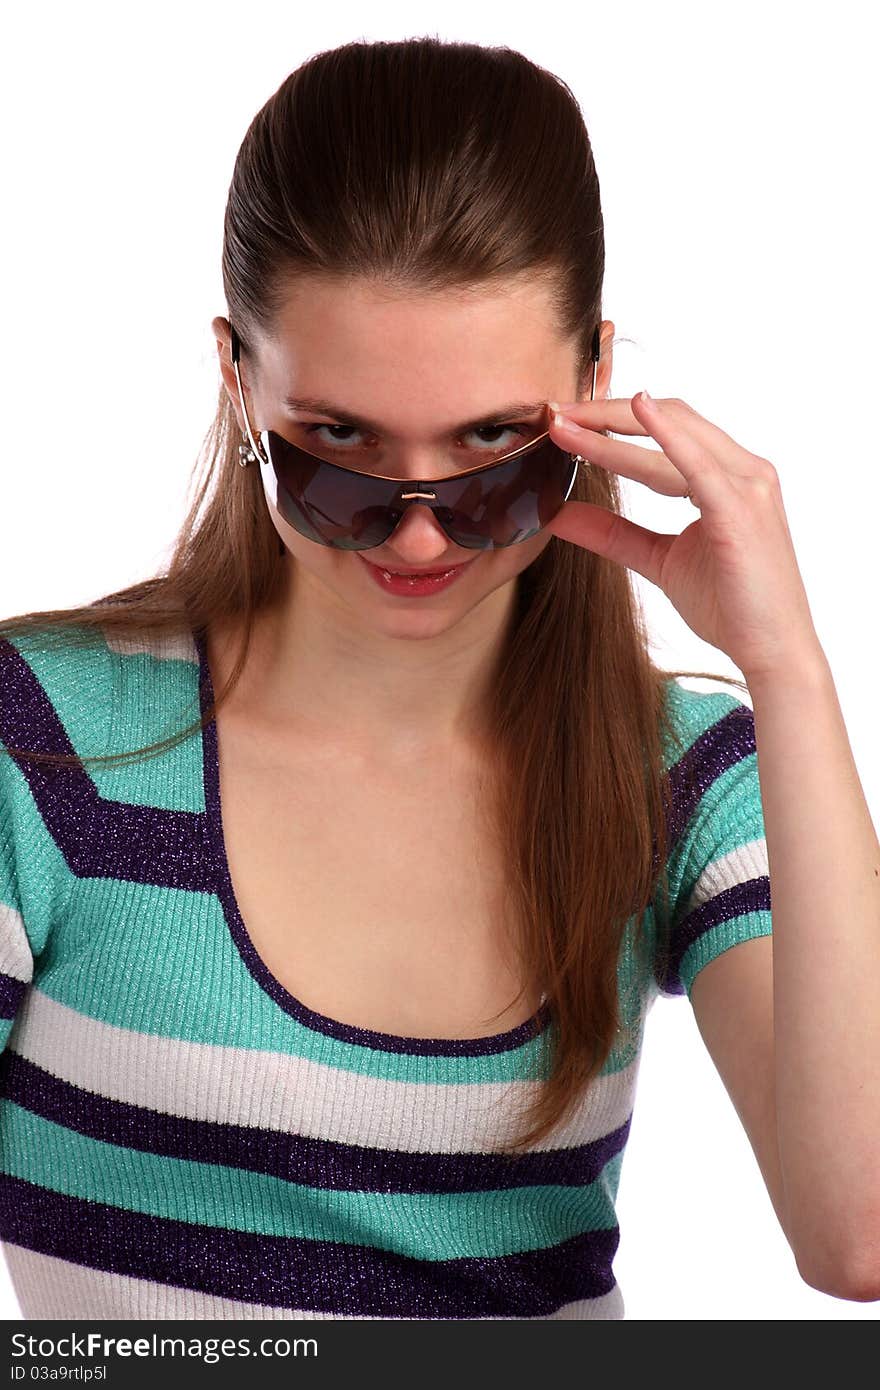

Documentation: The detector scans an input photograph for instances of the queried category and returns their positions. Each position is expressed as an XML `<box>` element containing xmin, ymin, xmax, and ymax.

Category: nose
<box><xmin>375</xmin><ymin>499</ymin><xmax>467</xmax><ymax>567</ymax></box>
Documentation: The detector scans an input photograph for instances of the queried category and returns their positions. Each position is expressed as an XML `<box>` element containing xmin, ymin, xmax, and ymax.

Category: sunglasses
<box><xmin>229</xmin><ymin>323</ymin><xmax>599</xmax><ymax>552</ymax></box>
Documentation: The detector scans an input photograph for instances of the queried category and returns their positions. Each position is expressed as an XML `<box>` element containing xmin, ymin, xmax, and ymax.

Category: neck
<box><xmin>207</xmin><ymin>559</ymin><xmax>517</xmax><ymax>760</ymax></box>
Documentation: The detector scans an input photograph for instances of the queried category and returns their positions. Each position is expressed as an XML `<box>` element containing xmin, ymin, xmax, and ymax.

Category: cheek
<box><xmin>270</xmin><ymin>506</ymin><xmax>329</xmax><ymax>567</ymax></box>
<box><xmin>498</xmin><ymin>529</ymin><xmax>555</xmax><ymax>579</ymax></box>
<box><xmin>451</xmin><ymin>529</ymin><xmax>555</xmax><ymax>599</ymax></box>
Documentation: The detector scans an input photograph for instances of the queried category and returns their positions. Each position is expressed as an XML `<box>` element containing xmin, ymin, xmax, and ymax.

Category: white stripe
<box><xmin>685</xmin><ymin>837</ymin><xmax>768</xmax><ymax>913</ymax></box>
<box><xmin>101</xmin><ymin>629</ymin><xmax>199</xmax><ymax>664</ymax></box>
<box><xmin>12</xmin><ymin>988</ymin><xmax>640</xmax><ymax>1154</ymax></box>
<box><xmin>0</xmin><ymin>902</ymin><xmax>33</xmax><ymax>982</ymax></box>
<box><xmin>2</xmin><ymin>1243</ymin><xmax>624</xmax><ymax>1320</ymax></box>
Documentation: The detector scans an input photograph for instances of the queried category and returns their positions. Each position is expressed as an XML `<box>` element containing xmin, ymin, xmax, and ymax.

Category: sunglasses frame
<box><xmin>227</xmin><ymin>321</ymin><xmax>600</xmax><ymax>548</ymax></box>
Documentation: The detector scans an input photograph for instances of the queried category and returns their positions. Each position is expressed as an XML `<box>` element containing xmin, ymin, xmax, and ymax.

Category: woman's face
<box><xmin>213</xmin><ymin>275</ymin><xmax>612</xmax><ymax>643</ymax></box>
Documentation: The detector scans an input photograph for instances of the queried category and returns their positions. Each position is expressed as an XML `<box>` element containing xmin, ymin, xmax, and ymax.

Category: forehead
<box><xmin>256</xmin><ymin>273</ymin><xmax>578</xmax><ymax>411</ymax></box>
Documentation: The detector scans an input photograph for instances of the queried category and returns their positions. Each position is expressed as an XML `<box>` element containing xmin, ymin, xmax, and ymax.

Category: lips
<box><xmin>356</xmin><ymin>552</ymin><xmax>475</xmax><ymax>596</ymax></box>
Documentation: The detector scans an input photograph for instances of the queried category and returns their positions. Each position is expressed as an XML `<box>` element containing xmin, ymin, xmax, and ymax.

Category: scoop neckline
<box><xmin>192</xmin><ymin>625</ymin><xmax>552</xmax><ymax>1057</ymax></box>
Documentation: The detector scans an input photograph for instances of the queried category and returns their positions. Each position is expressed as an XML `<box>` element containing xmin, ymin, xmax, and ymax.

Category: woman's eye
<box><xmin>466</xmin><ymin>425</ymin><xmax>527</xmax><ymax>450</ymax></box>
<box><xmin>302</xmin><ymin>423</ymin><xmax>528</xmax><ymax>450</ymax></box>
<box><xmin>303</xmin><ymin>424</ymin><xmax>365</xmax><ymax>447</ymax></box>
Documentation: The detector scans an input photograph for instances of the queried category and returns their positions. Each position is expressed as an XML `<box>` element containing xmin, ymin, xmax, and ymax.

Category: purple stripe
<box><xmin>0</xmin><ymin>1049</ymin><xmax>630</xmax><ymax>1193</ymax></box>
<box><xmin>654</xmin><ymin>876</ymin><xmax>771</xmax><ymax>995</ymax></box>
<box><xmin>0</xmin><ymin>972</ymin><xmax>27</xmax><ymax>1022</ymax></box>
<box><xmin>191</xmin><ymin>627</ymin><xmax>554</xmax><ymax>1059</ymax></box>
<box><xmin>0</xmin><ymin>638</ymin><xmax>213</xmax><ymax>893</ymax></box>
<box><xmin>0</xmin><ymin>1172</ymin><xmax>619</xmax><ymax>1317</ymax></box>
<box><xmin>664</xmin><ymin>702</ymin><xmax>758</xmax><ymax>847</ymax></box>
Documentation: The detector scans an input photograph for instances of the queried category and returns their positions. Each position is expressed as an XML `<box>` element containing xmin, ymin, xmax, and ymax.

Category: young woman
<box><xmin>0</xmin><ymin>37</ymin><xmax>877</xmax><ymax>1322</ymax></box>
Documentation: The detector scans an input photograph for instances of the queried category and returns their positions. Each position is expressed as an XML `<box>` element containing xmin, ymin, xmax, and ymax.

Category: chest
<box><xmin>214</xmin><ymin>715</ymin><xmax>540</xmax><ymax>1041</ymax></box>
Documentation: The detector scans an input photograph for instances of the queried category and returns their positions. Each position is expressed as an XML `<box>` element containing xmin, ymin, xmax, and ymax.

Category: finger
<box><xmin>548</xmin><ymin>395</ymin><xmax>660</xmax><ymax>437</ymax></box>
<box><xmin>628</xmin><ymin>392</ymin><xmax>734</xmax><ymax>508</ymax></box>
<box><xmin>548</xmin><ymin>413</ymin><xmax>690</xmax><ymax>497</ymax></box>
<box><xmin>547</xmin><ymin>499</ymin><xmax>675</xmax><ymax>587</ymax></box>
<box><xmin>550</xmin><ymin>394</ymin><xmax>765</xmax><ymax>476</ymax></box>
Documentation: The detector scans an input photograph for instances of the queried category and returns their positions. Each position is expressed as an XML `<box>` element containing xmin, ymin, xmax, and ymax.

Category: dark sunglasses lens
<box><xmin>265</xmin><ymin>436</ymin><xmax>400</xmax><ymax>549</ymax></box>
<box><xmin>263</xmin><ymin>432</ymin><xmax>576</xmax><ymax>551</ymax></box>
<box><xmin>431</xmin><ymin>437</ymin><xmax>576</xmax><ymax>548</ymax></box>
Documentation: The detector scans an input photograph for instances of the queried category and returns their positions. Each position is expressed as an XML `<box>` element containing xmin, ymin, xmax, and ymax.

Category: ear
<box><xmin>597</xmin><ymin>319</ymin><xmax>615</xmax><ymax>400</ymax></box>
<box><xmin>211</xmin><ymin>314</ymin><xmax>247</xmax><ymax>432</ymax></box>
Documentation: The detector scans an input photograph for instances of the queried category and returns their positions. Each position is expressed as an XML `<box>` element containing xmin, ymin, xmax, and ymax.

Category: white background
<box><xmin>1</xmin><ymin>0</ymin><xmax>877</xmax><ymax>1321</ymax></box>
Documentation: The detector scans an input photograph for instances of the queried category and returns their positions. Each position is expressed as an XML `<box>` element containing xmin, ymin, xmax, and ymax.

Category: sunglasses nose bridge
<box><xmin>388</xmin><ymin>489</ymin><xmax>449</xmax><ymax>538</ymax></box>
<box><xmin>381</xmin><ymin>487</ymin><xmax>473</xmax><ymax>550</ymax></box>
<box><xmin>398</xmin><ymin>486</ymin><xmax>438</xmax><ymax>501</ymax></box>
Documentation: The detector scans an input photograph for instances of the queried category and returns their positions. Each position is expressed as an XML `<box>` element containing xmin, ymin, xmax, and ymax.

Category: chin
<box><xmin>364</xmin><ymin>604</ymin><xmax>478</xmax><ymax>641</ymax></box>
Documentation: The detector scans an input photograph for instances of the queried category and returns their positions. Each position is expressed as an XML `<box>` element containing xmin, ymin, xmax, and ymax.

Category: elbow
<box><xmin>796</xmin><ymin>1242</ymin><xmax>880</xmax><ymax>1303</ymax></box>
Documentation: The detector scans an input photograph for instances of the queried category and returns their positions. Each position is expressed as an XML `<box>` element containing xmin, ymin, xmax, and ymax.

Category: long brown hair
<box><xmin>0</xmin><ymin>36</ymin><xmax>747</xmax><ymax>1151</ymax></box>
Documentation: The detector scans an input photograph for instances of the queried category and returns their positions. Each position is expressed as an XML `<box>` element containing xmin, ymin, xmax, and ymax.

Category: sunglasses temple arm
<box><xmin>230</xmin><ymin>323</ymin><xmax>269</xmax><ymax>465</ymax></box>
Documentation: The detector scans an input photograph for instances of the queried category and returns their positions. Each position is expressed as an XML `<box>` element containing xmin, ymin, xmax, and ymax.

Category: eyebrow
<box><xmin>280</xmin><ymin>395</ymin><xmax>550</xmax><ymax>435</ymax></box>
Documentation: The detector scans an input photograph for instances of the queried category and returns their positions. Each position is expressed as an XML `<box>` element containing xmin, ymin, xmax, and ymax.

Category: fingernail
<box><xmin>638</xmin><ymin>389</ymin><xmax>657</xmax><ymax>408</ymax></box>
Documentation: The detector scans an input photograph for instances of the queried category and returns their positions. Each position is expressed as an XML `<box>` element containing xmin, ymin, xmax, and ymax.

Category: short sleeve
<box><xmin>654</xmin><ymin>688</ymin><xmax>772</xmax><ymax>1000</ymax></box>
<box><xmin>0</xmin><ymin>795</ymin><xmax>34</xmax><ymax>1051</ymax></box>
<box><xmin>0</xmin><ymin>629</ymin><xmax>93</xmax><ymax>1051</ymax></box>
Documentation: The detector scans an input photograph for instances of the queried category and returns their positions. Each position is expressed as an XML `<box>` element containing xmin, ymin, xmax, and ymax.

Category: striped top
<box><xmin>0</xmin><ymin>622</ymin><xmax>772</xmax><ymax>1320</ymax></box>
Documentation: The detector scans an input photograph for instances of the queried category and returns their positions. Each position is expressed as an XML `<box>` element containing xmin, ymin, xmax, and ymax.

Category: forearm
<box><xmin>747</xmin><ymin>651</ymin><xmax>880</xmax><ymax>1293</ymax></box>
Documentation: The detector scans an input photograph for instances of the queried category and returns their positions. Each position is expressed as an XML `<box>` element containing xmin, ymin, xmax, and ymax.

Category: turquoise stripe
<box><xmin>93</xmin><ymin>644</ymin><xmax>205</xmax><ymax>810</ymax></box>
<box><xmin>0</xmin><ymin>1103</ymin><xmax>621</xmax><ymax>1259</ymax></box>
<box><xmin>662</xmin><ymin>683</ymin><xmax>746</xmax><ymax>767</ymax></box>
<box><xmin>0</xmin><ymin>826</ymin><xmax>20</xmax><ymax>917</ymax></box>
<box><xmin>679</xmin><ymin>910</ymin><xmax>773</xmax><ymax>997</ymax></box>
<box><xmin>0</xmin><ymin>762</ymin><xmax>73</xmax><ymax>955</ymax></box>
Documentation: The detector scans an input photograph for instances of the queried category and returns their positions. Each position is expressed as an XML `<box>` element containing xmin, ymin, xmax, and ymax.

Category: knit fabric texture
<box><xmin>0</xmin><ymin>622</ymin><xmax>772</xmax><ymax>1320</ymax></box>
